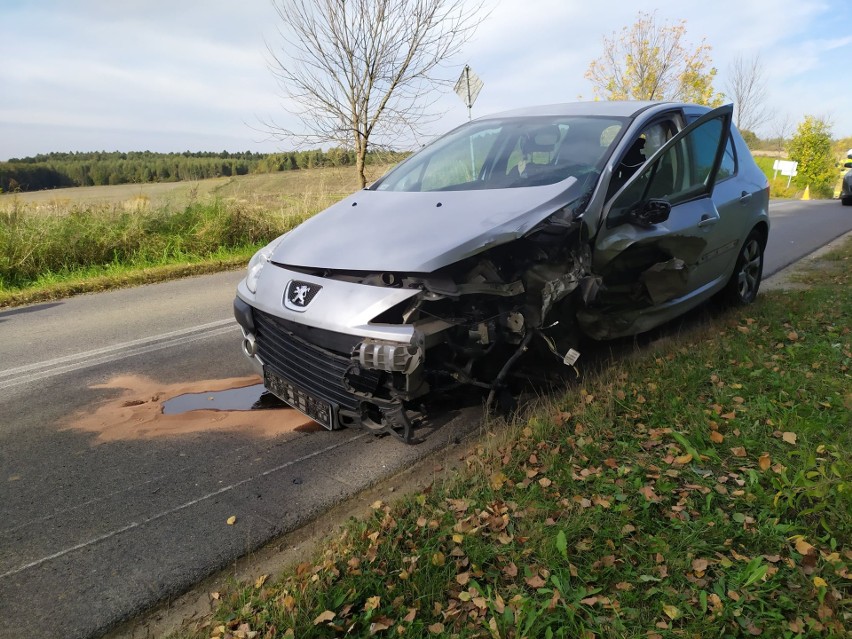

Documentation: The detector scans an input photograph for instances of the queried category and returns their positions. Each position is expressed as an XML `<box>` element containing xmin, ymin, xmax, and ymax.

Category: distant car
<box><xmin>234</xmin><ymin>101</ymin><xmax>770</xmax><ymax>441</ymax></box>
<box><xmin>842</xmin><ymin>161</ymin><xmax>852</xmax><ymax>206</ymax></box>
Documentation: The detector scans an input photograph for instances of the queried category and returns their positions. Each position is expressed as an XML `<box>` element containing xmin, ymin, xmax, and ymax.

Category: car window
<box><xmin>419</xmin><ymin>127</ymin><xmax>501</xmax><ymax>191</ymax></box>
<box><xmin>718</xmin><ymin>135</ymin><xmax>737</xmax><ymax>180</ymax></box>
<box><xmin>372</xmin><ymin>115</ymin><xmax>627</xmax><ymax>192</ymax></box>
<box><xmin>690</xmin><ymin>118</ymin><xmax>728</xmax><ymax>185</ymax></box>
<box><xmin>607</xmin><ymin>113</ymin><xmax>728</xmax><ymax>225</ymax></box>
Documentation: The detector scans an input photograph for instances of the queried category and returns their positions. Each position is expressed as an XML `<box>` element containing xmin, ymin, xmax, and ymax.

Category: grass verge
<box><xmin>0</xmin><ymin>165</ymin><xmax>394</xmax><ymax>307</ymax></box>
<box><xmin>170</xmin><ymin>242</ymin><xmax>851</xmax><ymax>638</ymax></box>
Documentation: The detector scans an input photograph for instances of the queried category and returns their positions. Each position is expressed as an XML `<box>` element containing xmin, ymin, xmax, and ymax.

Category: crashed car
<box><xmin>234</xmin><ymin>101</ymin><xmax>769</xmax><ymax>441</ymax></box>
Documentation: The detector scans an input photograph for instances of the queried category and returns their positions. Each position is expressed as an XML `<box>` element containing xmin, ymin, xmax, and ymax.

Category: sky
<box><xmin>1</xmin><ymin>0</ymin><xmax>850</xmax><ymax>161</ymax></box>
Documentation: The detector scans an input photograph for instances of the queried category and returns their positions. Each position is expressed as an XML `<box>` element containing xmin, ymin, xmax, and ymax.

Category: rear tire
<box><xmin>720</xmin><ymin>230</ymin><xmax>764</xmax><ymax>306</ymax></box>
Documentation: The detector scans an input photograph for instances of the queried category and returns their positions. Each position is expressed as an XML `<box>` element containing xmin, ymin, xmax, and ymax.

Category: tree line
<box><xmin>0</xmin><ymin>149</ymin><xmax>407</xmax><ymax>193</ymax></box>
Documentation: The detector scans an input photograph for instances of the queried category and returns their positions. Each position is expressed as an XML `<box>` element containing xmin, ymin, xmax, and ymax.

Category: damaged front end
<box><xmin>234</xmin><ymin>204</ymin><xmax>597</xmax><ymax>442</ymax></box>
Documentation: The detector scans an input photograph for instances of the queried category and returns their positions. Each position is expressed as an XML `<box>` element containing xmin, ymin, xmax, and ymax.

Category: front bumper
<box><xmin>234</xmin><ymin>263</ymin><xmax>437</xmax><ymax>439</ymax></box>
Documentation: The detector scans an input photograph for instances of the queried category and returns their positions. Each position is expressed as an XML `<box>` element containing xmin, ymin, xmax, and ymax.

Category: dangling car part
<box><xmin>234</xmin><ymin>101</ymin><xmax>769</xmax><ymax>442</ymax></box>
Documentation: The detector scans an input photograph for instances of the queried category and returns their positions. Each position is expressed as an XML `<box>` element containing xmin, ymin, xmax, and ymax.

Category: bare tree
<box><xmin>725</xmin><ymin>55</ymin><xmax>771</xmax><ymax>134</ymax></box>
<box><xmin>266</xmin><ymin>0</ymin><xmax>484</xmax><ymax>187</ymax></box>
<box><xmin>771</xmin><ymin>112</ymin><xmax>794</xmax><ymax>156</ymax></box>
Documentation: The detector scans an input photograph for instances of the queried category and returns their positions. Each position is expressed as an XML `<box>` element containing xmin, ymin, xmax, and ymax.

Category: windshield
<box><xmin>372</xmin><ymin>115</ymin><xmax>626</xmax><ymax>192</ymax></box>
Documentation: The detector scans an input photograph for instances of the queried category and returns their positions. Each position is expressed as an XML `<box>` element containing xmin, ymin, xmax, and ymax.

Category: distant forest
<box><xmin>0</xmin><ymin>149</ymin><xmax>408</xmax><ymax>193</ymax></box>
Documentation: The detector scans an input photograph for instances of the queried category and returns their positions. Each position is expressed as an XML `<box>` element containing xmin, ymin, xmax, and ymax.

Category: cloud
<box><xmin>1</xmin><ymin>0</ymin><xmax>851</xmax><ymax>159</ymax></box>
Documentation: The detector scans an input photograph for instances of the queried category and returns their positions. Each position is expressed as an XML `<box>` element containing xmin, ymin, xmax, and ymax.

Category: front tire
<box><xmin>720</xmin><ymin>230</ymin><xmax>764</xmax><ymax>306</ymax></box>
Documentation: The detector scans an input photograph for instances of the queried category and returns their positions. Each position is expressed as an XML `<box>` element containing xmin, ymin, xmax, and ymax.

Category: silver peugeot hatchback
<box><xmin>234</xmin><ymin>101</ymin><xmax>769</xmax><ymax>441</ymax></box>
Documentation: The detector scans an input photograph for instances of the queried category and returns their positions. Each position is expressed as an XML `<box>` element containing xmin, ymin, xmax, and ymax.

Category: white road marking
<box><xmin>0</xmin><ymin>319</ymin><xmax>238</xmax><ymax>390</ymax></box>
<box><xmin>0</xmin><ymin>432</ymin><xmax>367</xmax><ymax>579</ymax></box>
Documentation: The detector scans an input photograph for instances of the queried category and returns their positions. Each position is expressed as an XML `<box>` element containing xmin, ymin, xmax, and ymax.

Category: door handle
<box><xmin>739</xmin><ymin>191</ymin><xmax>753</xmax><ymax>204</ymax></box>
<box><xmin>698</xmin><ymin>214</ymin><xmax>718</xmax><ymax>228</ymax></box>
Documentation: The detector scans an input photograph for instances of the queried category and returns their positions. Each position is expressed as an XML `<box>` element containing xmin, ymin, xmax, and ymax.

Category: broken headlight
<box><xmin>245</xmin><ymin>236</ymin><xmax>285</xmax><ymax>294</ymax></box>
<box><xmin>356</xmin><ymin>339</ymin><xmax>423</xmax><ymax>374</ymax></box>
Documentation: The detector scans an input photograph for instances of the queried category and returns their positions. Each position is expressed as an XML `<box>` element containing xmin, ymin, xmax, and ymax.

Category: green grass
<box><xmin>0</xmin><ymin>165</ymin><xmax>391</xmax><ymax>307</ymax></box>
<box><xmin>171</xmin><ymin>239</ymin><xmax>851</xmax><ymax>639</ymax></box>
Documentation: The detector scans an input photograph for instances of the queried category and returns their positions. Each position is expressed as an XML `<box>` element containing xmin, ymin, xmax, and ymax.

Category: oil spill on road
<box><xmin>63</xmin><ymin>375</ymin><xmax>321</xmax><ymax>442</ymax></box>
<box><xmin>162</xmin><ymin>384</ymin><xmax>286</xmax><ymax>414</ymax></box>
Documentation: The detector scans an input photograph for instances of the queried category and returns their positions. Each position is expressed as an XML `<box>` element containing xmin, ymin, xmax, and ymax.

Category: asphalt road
<box><xmin>0</xmin><ymin>198</ymin><xmax>849</xmax><ymax>638</ymax></box>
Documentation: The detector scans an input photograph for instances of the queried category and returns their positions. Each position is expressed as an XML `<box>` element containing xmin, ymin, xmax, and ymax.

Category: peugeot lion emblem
<box><xmin>284</xmin><ymin>280</ymin><xmax>321</xmax><ymax>311</ymax></box>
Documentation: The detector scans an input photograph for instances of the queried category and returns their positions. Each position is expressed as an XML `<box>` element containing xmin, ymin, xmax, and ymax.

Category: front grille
<box><xmin>253</xmin><ymin>309</ymin><xmax>381</xmax><ymax>412</ymax></box>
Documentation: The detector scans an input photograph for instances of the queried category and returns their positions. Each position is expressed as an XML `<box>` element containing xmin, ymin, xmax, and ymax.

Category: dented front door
<box><xmin>587</xmin><ymin>105</ymin><xmax>734</xmax><ymax>321</ymax></box>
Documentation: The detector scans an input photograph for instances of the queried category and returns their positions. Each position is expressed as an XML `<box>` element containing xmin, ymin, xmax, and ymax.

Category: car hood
<box><xmin>271</xmin><ymin>180</ymin><xmax>580</xmax><ymax>273</ymax></box>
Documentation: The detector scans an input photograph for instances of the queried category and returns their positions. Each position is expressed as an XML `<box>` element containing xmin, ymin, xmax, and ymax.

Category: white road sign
<box><xmin>454</xmin><ymin>65</ymin><xmax>483</xmax><ymax>118</ymax></box>
<box><xmin>772</xmin><ymin>159</ymin><xmax>798</xmax><ymax>177</ymax></box>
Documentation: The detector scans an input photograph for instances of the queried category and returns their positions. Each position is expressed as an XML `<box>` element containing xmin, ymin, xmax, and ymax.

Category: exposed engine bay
<box><xmin>235</xmin><ymin>206</ymin><xmax>605</xmax><ymax>443</ymax></box>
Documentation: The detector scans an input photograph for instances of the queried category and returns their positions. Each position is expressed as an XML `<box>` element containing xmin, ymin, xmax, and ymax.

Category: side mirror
<box><xmin>628</xmin><ymin>198</ymin><xmax>671</xmax><ymax>228</ymax></box>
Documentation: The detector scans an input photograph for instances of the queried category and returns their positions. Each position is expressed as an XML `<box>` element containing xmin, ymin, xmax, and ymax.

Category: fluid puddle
<box><xmin>162</xmin><ymin>384</ymin><xmax>286</xmax><ymax>414</ymax></box>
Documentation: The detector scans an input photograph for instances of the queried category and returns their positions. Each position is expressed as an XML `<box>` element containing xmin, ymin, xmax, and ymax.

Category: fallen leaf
<box><xmin>758</xmin><ymin>453</ymin><xmax>771</xmax><ymax>471</ymax></box>
<box><xmin>730</xmin><ymin>447</ymin><xmax>747</xmax><ymax>458</ymax></box>
<box><xmin>525</xmin><ymin>574</ymin><xmax>546</xmax><ymax>588</ymax></box>
<box><xmin>367</xmin><ymin>620</ymin><xmax>391</xmax><ymax>636</ymax></box>
<box><xmin>795</xmin><ymin>538</ymin><xmax>815</xmax><ymax>556</ymax></box>
<box><xmin>787</xmin><ymin>331</ymin><xmax>799</xmax><ymax>341</ymax></box>
<box><xmin>456</xmin><ymin>572</ymin><xmax>470</xmax><ymax>586</ymax></box>
<box><xmin>538</xmin><ymin>477</ymin><xmax>552</xmax><ymax>488</ymax></box>
<box><xmin>490</xmin><ymin>472</ymin><xmax>508</xmax><ymax>490</ymax></box>
<box><xmin>692</xmin><ymin>558</ymin><xmax>709</xmax><ymax>572</ymax></box>
<box><xmin>813</xmin><ymin>576</ymin><xmax>828</xmax><ymax>588</ymax></box>
<box><xmin>314</xmin><ymin>610</ymin><xmax>335</xmax><ymax>625</ymax></box>
<box><xmin>431</xmin><ymin>552</ymin><xmax>445</xmax><ymax>567</ymax></box>
<box><xmin>662</xmin><ymin>603</ymin><xmax>681</xmax><ymax>620</ymax></box>
<box><xmin>674</xmin><ymin>454</ymin><xmax>693</xmax><ymax>465</ymax></box>
<box><xmin>364</xmin><ymin>595</ymin><xmax>381</xmax><ymax>611</ymax></box>
<box><xmin>254</xmin><ymin>574</ymin><xmax>268</xmax><ymax>589</ymax></box>
<box><xmin>370</xmin><ymin>500</ymin><xmax>384</xmax><ymax>509</ymax></box>
<box><xmin>580</xmin><ymin>596</ymin><xmax>599</xmax><ymax>606</ymax></box>
<box><xmin>427</xmin><ymin>623</ymin><xmax>445</xmax><ymax>634</ymax></box>
<box><xmin>708</xmin><ymin>593</ymin><xmax>723</xmax><ymax>613</ymax></box>
<box><xmin>503</xmin><ymin>562</ymin><xmax>518</xmax><ymax>578</ymax></box>
<box><xmin>709</xmin><ymin>431</ymin><xmax>724</xmax><ymax>444</ymax></box>
<box><xmin>403</xmin><ymin>608</ymin><xmax>417</xmax><ymax>623</ymax></box>
<box><xmin>639</xmin><ymin>485</ymin><xmax>659</xmax><ymax>501</ymax></box>
<box><xmin>782</xmin><ymin>431</ymin><xmax>797</xmax><ymax>445</ymax></box>
<box><xmin>226</xmin><ymin>515</ymin><xmax>237</xmax><ymax>525</ymax></box>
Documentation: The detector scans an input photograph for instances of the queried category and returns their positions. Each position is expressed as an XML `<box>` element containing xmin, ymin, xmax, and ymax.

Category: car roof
<box><xmin>478</xmin><ymin>100</ymin><xmax>681</xmax><ymax>120</ymax></box>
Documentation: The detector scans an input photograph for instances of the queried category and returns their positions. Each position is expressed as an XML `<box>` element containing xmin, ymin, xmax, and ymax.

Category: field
<box><xmin>0</xmin><ymin>165</ymin><xmax>393</xmax><ymax>307</ymax></box>
<box><xmin>0</xmin><ymin>165</ymin><xmax>389</xmax><ymax>211</ymax></box>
